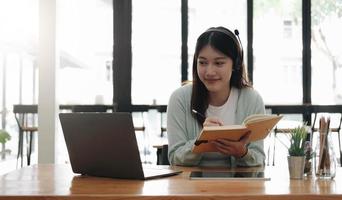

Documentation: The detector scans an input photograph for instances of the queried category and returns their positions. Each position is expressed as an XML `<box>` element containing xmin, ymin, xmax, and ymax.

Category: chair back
<box><xmin>71</xmin><ymin>105</ymin><xmax>109</xmax><ymax>113</ymax></box>
<box><xmin>13</xmin><ymin>105</ymin><xmax>38</xmax><ymax>131</ymax></box>
<box><xmin>13</xmin><ymin>104</ymin><xmax>38</xmax><ymax>166</ymax></box>
<box><xmin>160</xmin><ymin>144</ymin><xmax>170</xmax><ymax>165</ymax></box>
<box><xmin>13</xmin><ymin>105</ymin><xmax>38</xmax><ymax>114</ymax></box>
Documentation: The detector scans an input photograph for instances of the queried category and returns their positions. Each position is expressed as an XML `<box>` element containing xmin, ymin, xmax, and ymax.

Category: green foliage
<box><xmin>0</xmin><ymin>130</ymin><xmax>11</xmax><ymax>144</ymax></box>
<box><xmin>288</xmin><ymin>125</ymin><xmax>307</xmax><ymax>156</ymax></box>
<box><xmin>311</xmin><ymin>0</ymin><xmax>342</xmax><ymax>25</ymax></box>
<box><xmin>254</xmin><ymin>0</ymin><xmax>342</xmax><ymax>26</ymax></box>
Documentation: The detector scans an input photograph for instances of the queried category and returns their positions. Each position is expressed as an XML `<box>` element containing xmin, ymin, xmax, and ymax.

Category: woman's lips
<box><xmin>205</xmin><ymin>79</ymin><xmax>219</xmax><ymax>84</ymax></box>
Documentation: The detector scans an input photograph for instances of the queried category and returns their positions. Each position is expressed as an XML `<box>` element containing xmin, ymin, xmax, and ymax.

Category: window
<box><xmin>58</xmin><ymin>0</ymin><xmax>113</xmax><ymax>105</ymax></box>
<box><xmin>57</xmin><ymin>0</ymin><xmax>113</xmax><ymax>164</ymax></box>
<box><xmin>0</xmin><ymin>0</ymin><xmax>38</xmax><ymax>167</ymax></box>
<box><xmin>311</xmin><ymin>0</ymin><xmax>342</xmax><ymax>104</ymax></box>
<box><xmin>131</xmin><ymin>0</ymin><xmax>181</xmax><ymax>105</ymax></box>
<box><xmin>253</xmin><ymin>0</ymin><xmax>302</xmax><ymax>104</ymax></box>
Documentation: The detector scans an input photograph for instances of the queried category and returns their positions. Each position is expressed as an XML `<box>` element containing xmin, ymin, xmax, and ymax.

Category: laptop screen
<box><xmin>59</xmin><ymin>112</ymin><xmax>182</xmax><ymax>180</ymax></box>
<box><xmin>59</xmin><ymin>112</ymin><xmax>145</xmax><ymax>179</ymax></box>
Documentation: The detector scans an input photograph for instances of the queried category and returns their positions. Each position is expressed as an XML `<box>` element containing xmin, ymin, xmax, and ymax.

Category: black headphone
<box><xmin>204</xmin><ymin>28</ymin><xmax>244</xmax><ymax>71</ymax></box>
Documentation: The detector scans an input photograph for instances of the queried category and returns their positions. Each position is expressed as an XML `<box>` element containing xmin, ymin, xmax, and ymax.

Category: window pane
<box><xmin>0</xmin><ymin>56</ymin><xmax>3</xmax><ymax>122</ymax></box>
<box><xmin>0</xmin><ymin>0</ymin><xmax>38</xmax><ymax>168</ymax></box>
<box><xmin>188</xmin><ymin>0</ymin><xmax>247</xmax><ymax>81</ymax></box>
<box><xmin>58</xmin><ymin>0</ymin><xmax>113</xmax><ymax>105</ymax></box>
<box><xmin>254</xmin><ymin>1</ymin><xmax>302</xmax><ymax>104</ymax></box>
<box><xmin>311</xmin><ymin>0</ymin><xmax>342</xmax><ymax>104</ymax></box>
<box><xmin>5</xmin><ymin>54</ymin><xmax>20</xmax><ymax>108</ymax></box>
<box><xmin>22</xmin><ymin>55</ymin><xmax>37</xmax><ymax>104</ymax></box>
<box><xmin>132</xmin><ymin>0</ymin><xmax>181</xmax><ymax>105</ymax></box>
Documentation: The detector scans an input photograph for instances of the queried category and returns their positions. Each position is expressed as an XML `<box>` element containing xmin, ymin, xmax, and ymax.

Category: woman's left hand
<box><xmin>211</xmin><ymin>131</ymin><xmax>251</xmax><ymax>158</ymax></box>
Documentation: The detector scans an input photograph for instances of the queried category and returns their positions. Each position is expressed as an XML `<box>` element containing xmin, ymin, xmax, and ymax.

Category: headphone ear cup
<box><xmin>234</xmin><ymin>56</ymin><xmax>241</xmax><ymax>71</ymax></box>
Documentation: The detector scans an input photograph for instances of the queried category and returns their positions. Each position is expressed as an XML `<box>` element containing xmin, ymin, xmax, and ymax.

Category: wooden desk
<box><xmin>0</xmin><ymin>164</ymin><xmax>342</xmax><ymax>200</ymax></box>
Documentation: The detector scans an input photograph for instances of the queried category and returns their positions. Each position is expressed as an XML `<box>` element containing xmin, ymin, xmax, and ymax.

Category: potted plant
<box><xmin>282</xmin><ymin>124</ymin><xmax>308</xmax><ymax>179</ymax></box>
<box><xmin>0</xmin><ymin>129</ymin><xmax>11</xmax><ymax>160</ymax></box>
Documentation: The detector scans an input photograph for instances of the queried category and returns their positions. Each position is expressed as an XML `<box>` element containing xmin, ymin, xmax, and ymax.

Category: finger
<box><xmin>207</xmin><ymin>118</ymin><xmax>223</xmax><ymax>126</ymax></box>
<box><xmin>215</xmin><ymin>138</ymin><xmax>235</xmax><ymax>145</ymax></box>
<box><xmin>214</xmin><ymin>120</ymin><xmax>224</xmax><ymax>126</ymax></box>
<box><xmin>212</xmin><ymin>141</ymin><xmax>232</xmax><ymax>154</ymax></box>
<box><xmin>203</xmin><ymin>121</ymin><xmax>219</xmax><ymax>127</ymax></box>
<box><xmin>215</xmin><ymin>143</ymin><xmax>244</xmax><ymax>157</ymax></box>
<box><xmin>239</xmin><ymin>131</ymin><xmax>251</xmax><ymax>144</ymax></box>
<box><xmin>203</xmin><ymin>117</ymin><xmax>224</xmax><ymax>126</ymax></box>
<box><xmin>212</xmin><ymin>140</ymin><xmax>235</xmax><ymax>151</ymax></box>
<box><xmin>211</xmin><ymin>140</ymin><xmax>228</xmax><ymax>150</ymax></box>
<box><xmin>215</xmin><ymin>146</ymin><xmax>230</xmax><ymax>155</ymax></box>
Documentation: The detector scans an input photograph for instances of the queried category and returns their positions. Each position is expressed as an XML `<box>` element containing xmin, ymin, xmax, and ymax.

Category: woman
<box><xmin>167</xmin><ymin>26</ymin><xmax>265</xmax><ymax>167</ymax></box>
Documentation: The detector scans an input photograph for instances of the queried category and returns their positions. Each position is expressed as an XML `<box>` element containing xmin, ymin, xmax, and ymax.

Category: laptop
<box><xmin>59</xmin><ymin>112</ymin><xmax>182</xmax><ymax>180</ymax></box>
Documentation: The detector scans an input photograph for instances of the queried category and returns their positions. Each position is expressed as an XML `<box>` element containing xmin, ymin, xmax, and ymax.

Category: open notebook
<box><xmin>59</xmin><ymin>112</ymin><xmax>182</xmax><ymax>180</ymax></box>
<box><xmin>193</xmin><ymin>114</ymin><xmax>282</xmax><ymax>153</ymax></box>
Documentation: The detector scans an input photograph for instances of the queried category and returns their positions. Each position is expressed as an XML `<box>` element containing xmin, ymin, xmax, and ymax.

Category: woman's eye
<box><xmin>216</xmin><ymin>62</ymin><xmax>224</xmax><ymax>66</ymax></box>
<box><xmin>198</xmin><ymin>61</ymin><xmax>207</xmax><ymax>65</ymax></box>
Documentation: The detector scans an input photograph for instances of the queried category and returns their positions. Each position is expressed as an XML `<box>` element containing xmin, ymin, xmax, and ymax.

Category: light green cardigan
<box><xmin>167</xmin><ymin>84</ymin><xmax>266</xmax><ymax>167</ymax></box>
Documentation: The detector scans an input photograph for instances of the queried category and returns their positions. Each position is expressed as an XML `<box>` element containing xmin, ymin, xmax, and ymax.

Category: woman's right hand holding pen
<box><xmin>192</xmin><ymin>109</ymin><xmax>224</xmax><ymax>126</ymax></box>
<box><xmin>203</xmin><ymin>116</ymin><xmax>224</xmax><ymax>126</ymax></box>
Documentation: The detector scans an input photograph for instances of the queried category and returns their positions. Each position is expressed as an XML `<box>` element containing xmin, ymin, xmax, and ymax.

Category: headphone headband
<box><xmin>205</xmin><ymin>28</ymin><xmax>239</xmax><ymax>45</ymax></box>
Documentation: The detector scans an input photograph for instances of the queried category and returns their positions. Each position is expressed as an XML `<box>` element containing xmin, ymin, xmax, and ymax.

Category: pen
<box><xmin>192</xmin><ymin>109</ymin><xmax>206</xmax><ymax>120</ymax></box>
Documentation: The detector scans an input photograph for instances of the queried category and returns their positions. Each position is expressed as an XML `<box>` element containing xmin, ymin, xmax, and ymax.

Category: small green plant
<box><xmin>0</xmin><ymin>129</ymin><xmax>11</xmax><ymax>144</ymax></box>
<box><xmin>287</xmin><ymin>125</ymin><xmax>307</xmax><ymax>156</ymax></box>
<box><xmin>277</xmin><ymin>124</ymin><xmax>308</xmax><ymax>157</ymax></box>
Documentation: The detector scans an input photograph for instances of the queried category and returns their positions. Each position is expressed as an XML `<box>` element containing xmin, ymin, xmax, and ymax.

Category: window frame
<box><xmin>112</xmin><ymin>0</ymin><xmax>338</xmax><ymax>126</ymax></box>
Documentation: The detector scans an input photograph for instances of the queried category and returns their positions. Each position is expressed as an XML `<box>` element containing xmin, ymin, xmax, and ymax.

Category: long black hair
<box><xmin>191</xmin><ymin>26</ymin><xmax>251</xmax><ymax>126</ymax></box>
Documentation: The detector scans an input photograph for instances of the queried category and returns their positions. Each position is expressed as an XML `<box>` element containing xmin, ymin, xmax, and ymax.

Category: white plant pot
<box><xmin>288</xmin><ymin>156</ymin><xmax>305</xmax><ymax>179</ymax></box>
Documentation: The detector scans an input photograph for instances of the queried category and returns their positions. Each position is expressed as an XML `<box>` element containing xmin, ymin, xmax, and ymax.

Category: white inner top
<box><xmin>206</xmin><ymin>87</ymin><xmax>238</xmax><ymax>125</ymax></box>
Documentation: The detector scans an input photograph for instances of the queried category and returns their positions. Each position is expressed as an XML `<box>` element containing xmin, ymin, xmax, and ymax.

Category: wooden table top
<box><xmin>0</xmin><ymin>164</ymin><xmax>341</xmax><ymax>200</ymax></box>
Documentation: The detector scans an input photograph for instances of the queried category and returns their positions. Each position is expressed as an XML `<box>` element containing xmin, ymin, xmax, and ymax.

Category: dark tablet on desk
<box><xmin>189</xmin><ymin>171</ymin><xmax>270</xmax><ymax>180</ymax></box>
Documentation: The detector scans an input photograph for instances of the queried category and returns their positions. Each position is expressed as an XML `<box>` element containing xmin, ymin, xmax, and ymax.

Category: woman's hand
<box><xmin>211</xmin><ymin>131</ymin><xmax>251</xmax><ymax>158</ymax></box>
<box><xmin>203</xmin><ymin>116</ymin><xmax>224</xmax><ymax>126</ymax></box>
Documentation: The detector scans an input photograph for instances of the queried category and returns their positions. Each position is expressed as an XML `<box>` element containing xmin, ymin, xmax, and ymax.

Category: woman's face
<box><xmin>197</xmin><ymin>45</ymin><xmax>234</xmax><ymax>94</ymax></box>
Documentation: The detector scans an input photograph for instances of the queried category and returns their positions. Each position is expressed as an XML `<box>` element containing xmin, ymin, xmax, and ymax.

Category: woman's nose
<box><xmin>205</xmin><ymin>64</ymin><xmax>216</xmax><ymax>75</ymax></box>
